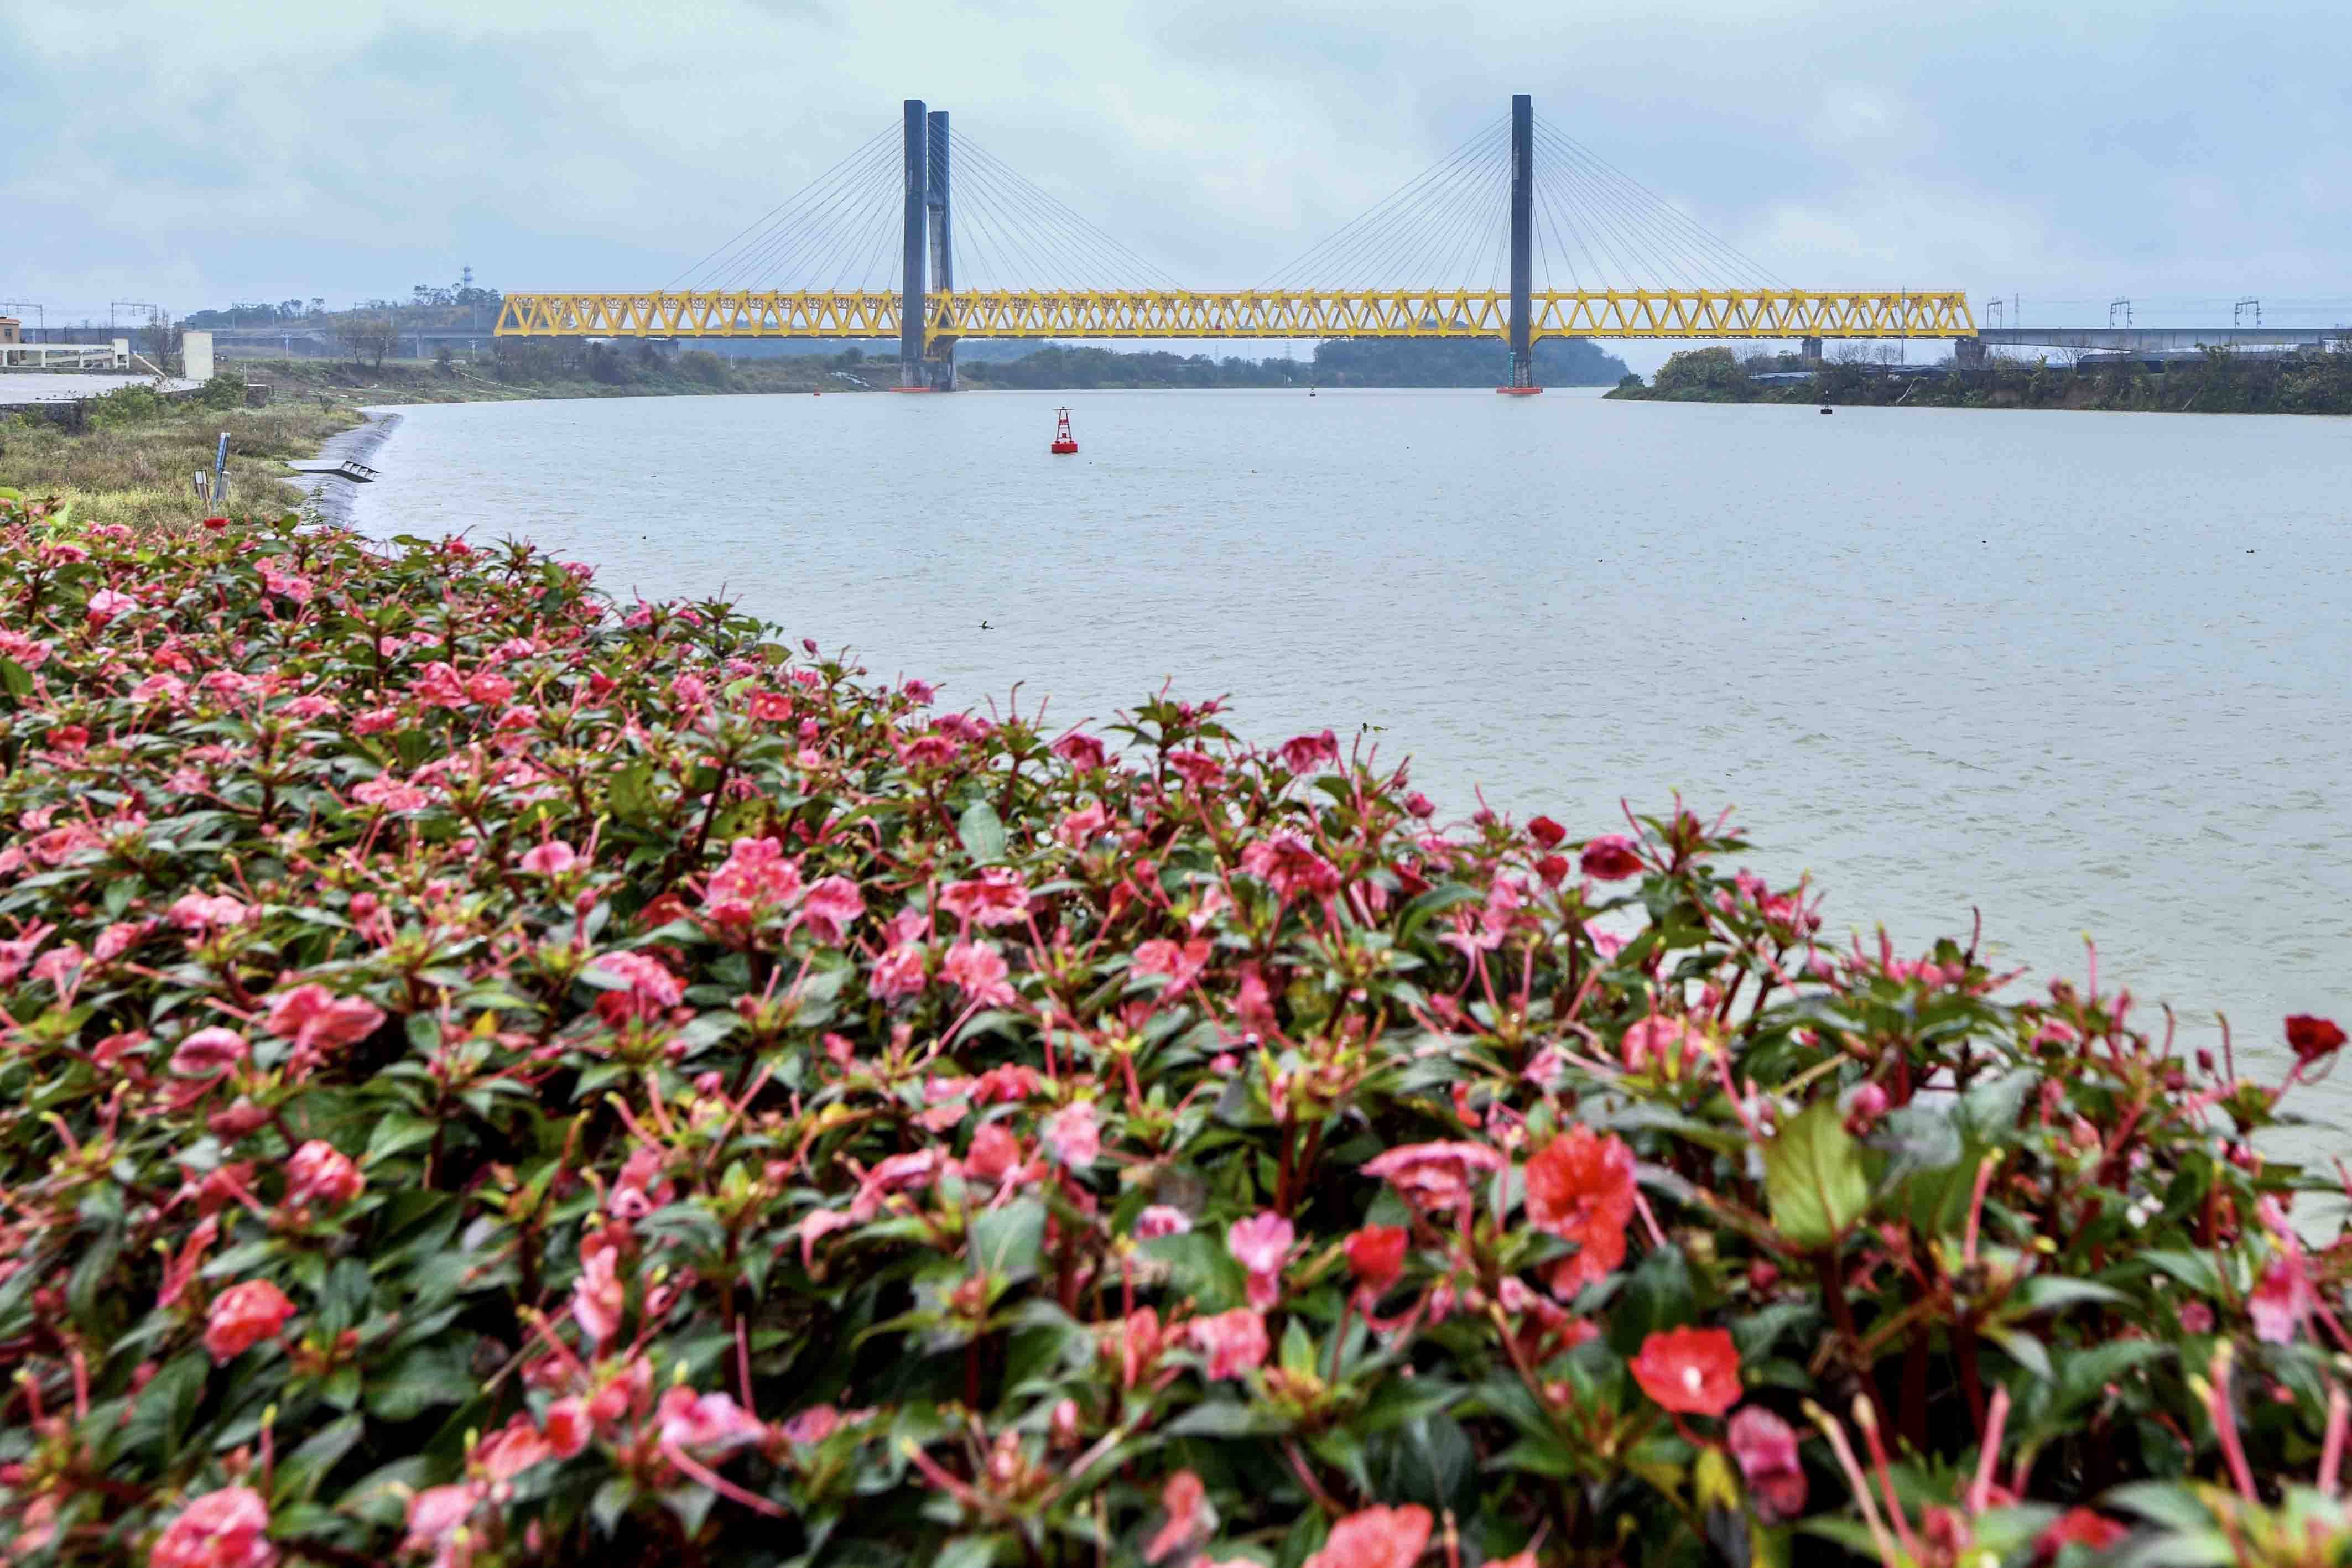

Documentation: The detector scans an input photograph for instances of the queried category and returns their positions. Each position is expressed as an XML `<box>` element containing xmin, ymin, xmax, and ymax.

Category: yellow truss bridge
<box><xmin>505</xmin><ymin>95</ymin><xmax>1978</xmax><ymax>389</ymax></box>
<box><xmin>495</xmin><ymin>288</ymin><xmax>1974</xmax><ymax>345</ymax></box>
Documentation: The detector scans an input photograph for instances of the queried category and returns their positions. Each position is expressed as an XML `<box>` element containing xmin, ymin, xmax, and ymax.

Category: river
<box><xmin>348</xmin><ymin>387</ymin><xmax>2352</xmax><ymax>1099</ymax></box>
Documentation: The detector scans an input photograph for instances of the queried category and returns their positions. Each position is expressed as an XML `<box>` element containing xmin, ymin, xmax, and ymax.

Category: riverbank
<box><xmin>1607</xmin><ymin>343</ymin><xmax>2352</xmax><ymax>413</ymax></box>
<box><xmin>0</xmin><ymin>378</ymin><xmax>358</xmax><ymax>532</ymax></box>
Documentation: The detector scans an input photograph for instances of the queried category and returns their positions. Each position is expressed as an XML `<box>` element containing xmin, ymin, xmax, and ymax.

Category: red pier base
<box><xmin>1495</xmin><ymin>386</ymin><xmax>1545</xmax><ymax>396</ymax></box>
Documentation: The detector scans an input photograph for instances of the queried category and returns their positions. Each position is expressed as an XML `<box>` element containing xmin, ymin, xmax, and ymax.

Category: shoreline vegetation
<box><xmin>0</xmin><ymin>377</ymin><xmax>358</xmax><ymax>534</ymax></box>
<box><xmin>1608</xmin><ymin>343</ymin><xmax>2352</xmax><ymax>414</ymax></box>
<box><xmin>225</xmin><ymin>334</ymin><xmax>1634</xmax><ymax>402</ymax></box>
<box><xmin>1</xmin><ymin>492</ymin><xmax>2349</xmax><ymax>1565</ymax></box>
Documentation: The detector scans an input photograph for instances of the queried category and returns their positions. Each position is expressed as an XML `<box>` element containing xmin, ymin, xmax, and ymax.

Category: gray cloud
<box><xmin>7</xmin><ymin>0</ymin><xmax>2350</xmax><ymax>357</ymax></box>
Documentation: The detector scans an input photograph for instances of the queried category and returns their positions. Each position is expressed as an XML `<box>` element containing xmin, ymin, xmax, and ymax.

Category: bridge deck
<box><xmin>497</xmin><ymin>288</ymin><xmax>1974</xmax><ymax>342</ymax></box>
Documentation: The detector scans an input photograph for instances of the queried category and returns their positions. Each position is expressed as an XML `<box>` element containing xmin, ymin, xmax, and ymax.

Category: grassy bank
<box><xmin>1608</xmin><ymin>343</ymin><xmax>2352</xmax><ymax>413</ymax></box>
<box><xmin>0</xmin><ymin>379</ymin><xmax>357</xmax><ymax>532</ymax></box>
<box><xmin>232</xmin><ymin>350</ymin><xmax>844</xmax><ymax>409</ymax></box>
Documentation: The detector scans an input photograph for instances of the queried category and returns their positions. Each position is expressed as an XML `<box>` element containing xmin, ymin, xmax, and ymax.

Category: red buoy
<box><xmin>1050</xmin><ymin>407</ymin><xmax>1079</xmax><ymax>454</ymax></box>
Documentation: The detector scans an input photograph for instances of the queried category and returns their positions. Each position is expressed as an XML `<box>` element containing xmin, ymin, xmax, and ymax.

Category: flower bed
<box><xmin>0</xmin><ymin>495</ymin><xmax>2345</xmax><ymax>1568</ymax></box>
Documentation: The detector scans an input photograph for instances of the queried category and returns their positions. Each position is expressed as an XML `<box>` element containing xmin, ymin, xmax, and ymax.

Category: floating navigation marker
<box><xmin>1050</xmin><ymin>408</ymin><xmax>1078</xmax><ymax>454</ymax></box>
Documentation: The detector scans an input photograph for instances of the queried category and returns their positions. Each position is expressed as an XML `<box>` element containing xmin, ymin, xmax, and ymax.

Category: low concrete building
<box><xmin>0</xmin><ymin>317</ymin><xmax>19</xmax><ymax>346</ymax></box>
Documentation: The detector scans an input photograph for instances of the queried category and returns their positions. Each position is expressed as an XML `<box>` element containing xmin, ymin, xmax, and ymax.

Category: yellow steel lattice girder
<box><xmin>496</xmin><ymin>288</ymin><xmax>1975</xmax><ymax>343</ymax></box>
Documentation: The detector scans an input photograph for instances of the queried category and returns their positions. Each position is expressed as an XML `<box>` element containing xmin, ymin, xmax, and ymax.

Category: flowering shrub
<box><xmin>1</xmin><ymin>496</ymin><xmax>2348</xmax><ymax>1568</ymax></box>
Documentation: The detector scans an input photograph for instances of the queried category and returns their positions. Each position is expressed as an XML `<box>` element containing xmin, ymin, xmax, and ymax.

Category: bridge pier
<box><xmin>1500</xmin><ymin>93</ymin><xmax>1541</xmax><ymax>393</ymax></box>
<box><xmin>899</xmin><ymin>99</ymin><xmax>929</xmax><ymax>389</ymax></box>
<box><xmin>1954</xmin><ymin>337</ymin><xmax>1987</xmax><ymax>367</ymax></box>
<box><xmin>1799</xmin><ymin>336</ymin><xmax>1822</xmax><ymax>362</ymax></box>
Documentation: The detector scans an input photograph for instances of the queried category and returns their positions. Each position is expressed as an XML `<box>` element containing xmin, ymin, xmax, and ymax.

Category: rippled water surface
<box><xmin>352</xmin><ymin>387</ymin><xmax>2352</xmax><ymax>1091</ymax></box>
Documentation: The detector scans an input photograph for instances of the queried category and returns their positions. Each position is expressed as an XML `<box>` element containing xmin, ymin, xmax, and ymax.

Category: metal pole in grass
<box><xmin>214</xmin><ymin>433</ymin><xmax>230</xmax><ymax>506</ymax></box>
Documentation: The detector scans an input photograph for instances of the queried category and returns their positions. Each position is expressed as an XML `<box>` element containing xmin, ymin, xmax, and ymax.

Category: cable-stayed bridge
<box><xmin>496</xmin><ymin>95</ymin><xmax>1975</xmax><ymax>393</ymax></box>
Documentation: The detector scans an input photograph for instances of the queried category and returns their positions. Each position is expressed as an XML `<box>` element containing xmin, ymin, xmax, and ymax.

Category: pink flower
<box><xmin>1227</xmin><ymin>1212</ymin><xmax>1294</xmax><ymax>1310</ymax></box>
<box><xmin>1240</xmin><ymin>831</ymin><xmax>1342</xmax><ymax>903</ymax></box>
<box><xmin>1621</xmin><ymin>1014</ymin><xmax>1705</xmax><ymax>1075</ymax></box>
<box><xmin>86</xmin><ymin>587</ymin><xmax>136</xmax><ymax>624</ymax></box>
<box><xmin>257</xmin><ymin>566</ymin><xmax>313</xmax><ymax>605</ymax></box>
<box><xmin>204</xmin><ymin>1279</ymin><xmax>295</xmax><ymax>1363</ymax></box>
<box><xmin>473</xmin><ymin>1418</ymin><xmax>555</xmax><ymax>1481</ymax></box>
<box><xmin>1057</xmin><ymin>801</ymin><xmax>1110</xmax><ymax>848</ymax></box>
<box><xmin>902</xmin><ymin>678</ymin><xmax>938</xmax><ymax>706</ymax></box>
<box><xmin>657</xmin><ymin>1387</ymin><xmax>766</xmax><ymax>1453</ymax></box>
<box><xmin>1167</xmin><ymin>748</ymin><xmax>1225</xmax><ymax>788</ymax></box>
<box><xmin>1133</xmin><ymin>937</ymin><xmax>1211</xmax><ymax>990</ymax></box>
<box><xmin>168</xmin><ymin>892</ymin><xmax>253</xmax><ymax>933</ymax></box>
<box><xmin>263</xmin><ymin>984</ymin><xmax>385</xmax><ymax>1053</ymax></box>
<box><xmin>2177</xmin><ymin>1301</ymin><xmax>2215</xmax><ymax>1335</ymax></box>
<box><xmin>943</xmin><ymin>940</ymin><xmax>1017</xmax><ymax>1007</ymax></box>
<box><xmin>2251</xmin><ymin>1254</ymin><xmax>2314</xmax><ymax>1344</ymax></box>
<box><xmin>704</xmin><ymin>836</ymin><xmax>803</xmax><ymax>924</ymax></box>
<box><xmin>1303</xmin><ymin>1506</ymin><xmax>1433</xmax><ymax>1568</ymax></box>
<box><xmin>939</xmin><ymin>866</ymin><xmax>1031</xmax><ymax>929</ymax></box>
<box><xmin>0</xmin><ymin>629</ymin><xmax>51</xmax><ymax>668</ymax></box>
<box><xmin>798</xmin><ymin>875</ymin><xmax>866</xmax><ymax>942</ymax></box>
<box><xmin>587</xmin><ymin>950</ymin><xmax>682</xmax><ymax>1021</ymax></box>
<box><xmin>1362</xmin><ymin>1140</ymin><xmax>1506</xmax><ymax>1215</ymax></box>
<box><xmin>1190</xmin><ymin>1307</ymin><xmax>1269</xmax><ymax>1380</ymax></box>
<box><xmin>520</xmin><ymin>840</ymin><xmax>578</xmax><ymax>876</ymax></box>
<box><xmin>402</xmin><ymin>1486</ymin><xmax>476</xmax><ymax>1557</ymax></box>
<box><xmin>572</xmin><ymin>1245</ymin><xmax>624</xmax><ymax>1346</ymax></box>
<box><xmin>1135</xmin><ymin>1205</ymin><xmax>1193</xmax><ymax>1239</ymax></box>
<box><xmin>149</xmin><ymin>1486</ymin><xmax>277</xmax><ymax>1568</ymax></box>
<box><xmin>782</xmin><ymin>1404</ymin><xmax>841</xmax><ymax>1445</ymax></box>
<box><xmin>170</xmin><ymin>1027</ymin><xmax>249</xmax><ymax>1077</ymax></box>
<box><xmin>1278</xmin><ymin>729</ymin><xmax>1339</xmax><ymax>774</ymax></box>
<box><xmin>870</xmin><ymin>944</ymin><xmax>930</xmax><ymax>1000</ymax></box>
<box><xmin>964</xmin><ymin>1122</ymin><xmax>1022</xmax><ymax>1184</ymax></box>
<box><xmin>1147</xmin><ymin>1470</ymin><xmax>1210</xmax><ymax>1564</ymax></box>
<box><xmin>409</xmin><ymin>661</ymin><xmax>470</xmax><ymax>707</ymax></box>
<box><xmin>1052</xmin><ymin>730</ymin><xmax>1106</xmax><ymax>770</ymax></box>
<box><xmin>1045</xmin><ymin>1101</ymin><xmax>1101</xmax><ymax>1171</ymax></box>
<box><xmin>1727</xmin><ymin>1405</ymin><xmax>1808</xmax><ymax>1521</ymax></box>
<box><xmin>284</xmin><ymin>1140</ymin><xmax>365</xmax><ymax>1207</ymax></box>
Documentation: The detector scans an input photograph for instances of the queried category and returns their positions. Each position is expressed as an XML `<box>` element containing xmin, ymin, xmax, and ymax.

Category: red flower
<box><xmin>284</xmin><ymin>1140</ymin><xmax>365</xmax><ymax>1207</ymax></box>
<box><xmin>2286</xmin><ymin>1014</ymin><xmax>2347</xmax><ymax>1064</ymax></box>
<box><xmin>2036</xmin><ymin>1509</ymin><xmax>2127</xmax><ymax>1559</ymax></box>
<box><xmin>1345</xmin><ymin>1225</ymin><xmax>1408</xmax><ymax>1295</ymax></box>
<box><xmin>1630</xmin><ymin>1325</ymin><xmax>1741</xmax><ymax>1415</ymax></box>
<box><xmin>1579</xmin><ymin>834</ymin><xmax>1646</xmax><ymax>881</ymax></box>
<box><xmin>1304</xmin><ymin>1504</ymin><xmax>1433</xmax><ymax>1568</ymax></box>
<box><xmin>1527</xmin><ymin>814</ymin><xmax>1566</xmax><ymax>848</ymax></box>
<box><xmin>1522</xmin><ymin>1125</ymin><xmax>1636</xmax><ymax>1292</ymax></box>
<box><xmin>1534</xmin><ymin>853</ymin><xmax>1569</xmax><ymax>887</ymax></box>
<box><xmin>149</xmin><ymin>1485</ymin><xmax>276</xmax><ymax>1568</ymax></box>
<box><xmin>204</xmin><ymin>1279</ymin><xmax>295</xmax><ymax>1364</ymax></box>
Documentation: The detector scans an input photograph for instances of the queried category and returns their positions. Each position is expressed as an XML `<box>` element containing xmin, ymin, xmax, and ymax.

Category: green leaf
<box><xmin>957</xmin><ymin>799</ymin><xmax>1007</xmax><ymax>865</ymax></box>
<box><xmin>1609</xmin><ymin>1242</ymin><xmax>1698</xmax><ymax>1355</ymax></box>
<box><xmin>274</xmin><ymin>1414</ymin><xmax>365</xmax><ymax>1505</ymax></box>
<box><xmin>0</xmin><ymin>657</ymin><xmax>29</xmax><ymax>698</ymax></box>
<box><xmin>934</xmin><ymin>1535</ymin><xmax>1011</xmax><ymax>1568</ymax></box>
<box><xmin>1164</xmin><ymin>1399</ymin><xmax>1284</xmax><ymax>1437</ymax></box>
<box><xmin>1869</xmin><ymin>1105</ymin><xmax>1964</xmax><ymax>1182</ymax></box>
<box><xmin>1763</xmin><ymin>1100</ymin><xmax>1870</xmax><ymax>1248</ymax></box>
<box><xmin>968</xmin><ymin>1199</ymin><xmax>1047</xmax><ymax>1281</ymax></box>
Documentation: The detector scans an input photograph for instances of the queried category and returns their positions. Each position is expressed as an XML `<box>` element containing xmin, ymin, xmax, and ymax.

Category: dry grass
<box><xmin>0</xmin><ymin>403</ymin><xmax>358</xmax><ymax>533</ymax></box>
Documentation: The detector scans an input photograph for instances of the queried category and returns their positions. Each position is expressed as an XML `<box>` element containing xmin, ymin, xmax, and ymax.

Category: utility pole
<box><xmin>1501</xmin><ymin>92</ymin><xmax>1539</xmax><ymax>394</ymax></box>
<box><xmin>2108</xmin><ymin>298</ymin><xmax>2132</xmax><ymax>328</ymax></box>
<box><xmin>2234</xmin><ymin>297</ymin><xmax>2261</xmax><ymax>328</ymax></box>
<box><xmin>0</xmin><ymin>301</ymin><xmax>43</xmax><ymax>340</ymax></box>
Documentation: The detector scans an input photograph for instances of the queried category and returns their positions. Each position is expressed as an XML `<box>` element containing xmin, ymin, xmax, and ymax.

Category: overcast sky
<box><xmin>9</xmin><ymin>0</ymin><xmax>2352</xmax><ymax>365</ymax></box>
